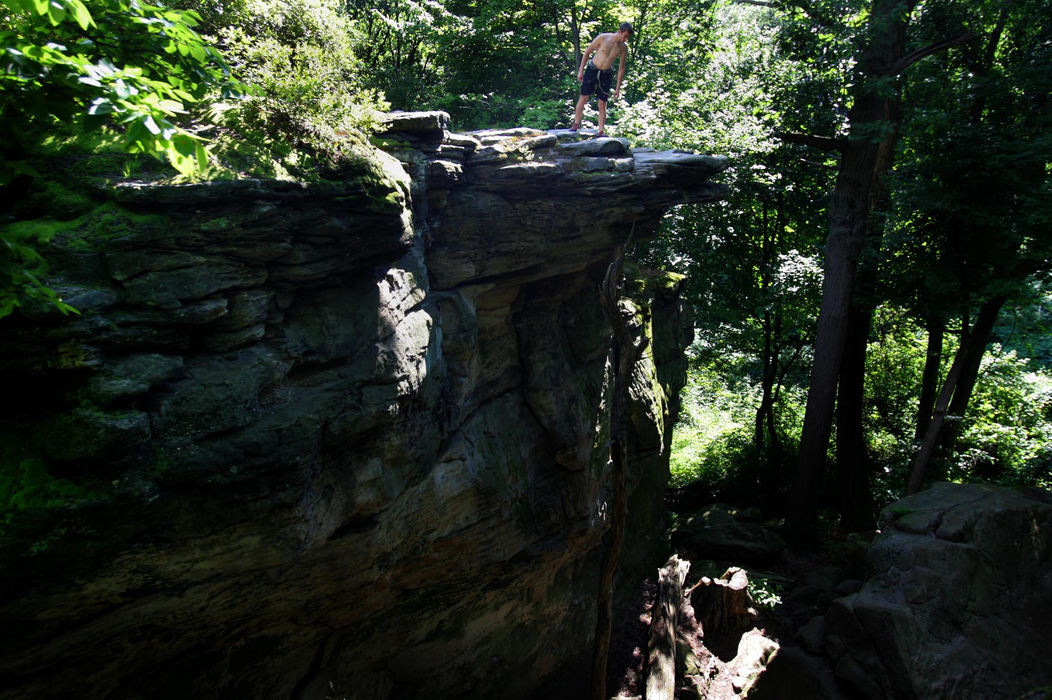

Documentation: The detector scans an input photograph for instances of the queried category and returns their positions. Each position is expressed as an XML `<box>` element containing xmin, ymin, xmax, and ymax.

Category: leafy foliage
<box><xmin>954</xmin><ymin>349</ymin><xmax>1052</xmax><ymax>490</ymax></box>
<box><xmin>205</xmin><ymin>0</ymin><xmax>388</xmax><ymax>176</ymax></box>
<box><xmin>629</xmin><ymin>0</ymin><xmax>1052</xmax><ymax>516</ymax></box>
<box><xmin>0</xmin><ymin>0</ymin><xmax>235</xmax><ymax>177</ymax></box>
<box><xmin>0</xmin><ymin>233</ymin><xmax>76</xmax><ymax>318</ymax></box>
<box><xmin>0</xmin><ymin>0</ymin><xmax>241</xmax><ymax>317</ymax></box>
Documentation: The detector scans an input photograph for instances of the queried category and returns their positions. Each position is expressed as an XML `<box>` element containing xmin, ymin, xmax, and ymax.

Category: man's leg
<box><xmin>595</xmin><ymin>70</ymin><xmax>612</xmax><ymax>135</ymax></box>
<box><xmin>573</xmin><ymin>94</ymin><xmax>589</xmax><ymax>129</ymax></box>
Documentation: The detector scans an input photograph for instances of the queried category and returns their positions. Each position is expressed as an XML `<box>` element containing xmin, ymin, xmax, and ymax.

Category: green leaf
<box><xmin>167</xmin><ymin>133</ymin><xmax>201</xmax><ymax>176</ymax></box>
<box><xmin>153</xmin><ymin>98</ymin><xmax>183</xmax><ymax>114</ymax></box>
<box><xmin>141</xmin><ymin>114</ymin><xmax>161</xmax><ymax>135</ymax></box>
<box><xmin>69</xmin><ymin>0</ymin><xmax>92</xmax><ymax>29</ymax></box>
<box><xmin>170</xmin><ymin>132</ymin><xmax>197</xmax><ymax>157</ymax></box>
<box><xmin>87</xmin><ymin>97</ymin><xmax>114</xmax><ymax>115</ymax></box>
<box><xmin>0</xmin><ymin>297</ymin><xmax>16</xmax><ymax>319</ymax></box>
<box><xmin>45</xmin><ymin>0</ymin><xmax>66</xmax><ymax>25</ymax></box>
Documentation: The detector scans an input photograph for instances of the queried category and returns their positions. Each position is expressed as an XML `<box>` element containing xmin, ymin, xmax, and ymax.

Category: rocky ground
<box><xmin>606</xmin><ymin>503</ymin><xmax>872</xmax><ymax>700</ymax></box>
<box><xmin>607</xmin><ymin>483</ymin><xmax>1052</xmax><ymax>700</ymax></box>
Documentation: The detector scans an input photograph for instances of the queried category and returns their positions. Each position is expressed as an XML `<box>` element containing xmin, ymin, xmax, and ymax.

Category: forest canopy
<box><xmin>2</xmin><ymin>0</ymin><xmax>1050</xmax><ymax>537</ymax></box>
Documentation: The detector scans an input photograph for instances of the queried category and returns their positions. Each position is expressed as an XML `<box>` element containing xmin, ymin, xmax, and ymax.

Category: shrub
<box><xmin>205</xmin><ymin>0</ymin><xmax>388</xmax><ymax>177</ymax></box>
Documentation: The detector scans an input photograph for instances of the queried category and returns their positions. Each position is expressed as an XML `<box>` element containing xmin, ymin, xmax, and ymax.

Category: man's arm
<box><xmin>613</xmin><ymin>47</ymin><xmax>628</xmax><ymax>98</ymax></box>
<box><xmin>577</xmin><ymin>36</ymin><xmax>601</xmax><ymax>80</ymax></box>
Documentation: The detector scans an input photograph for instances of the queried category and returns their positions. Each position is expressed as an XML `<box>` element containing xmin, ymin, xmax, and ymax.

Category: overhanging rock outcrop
<box><xmin>0</xmin><ymin>112</ymin><xmax>728</xmax><ymax>699</ymax></box>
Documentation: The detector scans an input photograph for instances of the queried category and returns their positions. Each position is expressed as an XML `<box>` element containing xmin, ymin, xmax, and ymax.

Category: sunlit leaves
<box><xmin>0</xmin><ymin>235</ymin><xmax>78</xmax><ymax>319</ymax></box>
<box><xmin>0</xmin><ymin>0</ymin><xmax>235</xmax><ymax>176</ymax></box>
<box><xmin>0</xmin><ymin>0</ymin><xmax>241</xmax><ymax>316</ymax></box>
<box><xmin>214</xmin><ymin>0</ymin><xmax>386</xmax><ymax>170</ymax></box>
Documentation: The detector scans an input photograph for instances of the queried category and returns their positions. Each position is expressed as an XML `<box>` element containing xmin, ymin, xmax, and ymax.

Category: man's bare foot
<box><xmin>569</xmin><ymin>124</ymin><xmax>579</xmax><ymax>132</ymax></box>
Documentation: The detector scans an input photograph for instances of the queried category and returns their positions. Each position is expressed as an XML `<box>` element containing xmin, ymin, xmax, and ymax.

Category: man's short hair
<box><xmin>620</xmin><ymin>22</ymin><xmax>634</xmax><ymax>35</ymax></box>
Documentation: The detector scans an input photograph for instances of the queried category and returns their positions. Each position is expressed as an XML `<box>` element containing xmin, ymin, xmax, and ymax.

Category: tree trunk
<box><xmin>906</xmin><ymin>295</ymin><xmax>1006</xmax><ymax>493</ymax></box>
<box><xmin>570</xmin><ymin>4</ymin><xmax>582</xmax><ymax>70</ymax></box>
<box><xmin>786</xmin><ymin>152</ymin><xmax>878</xmax><ymax>542</ymax></box>
<box><xmin>786</xmin><ymin>0</ymin><xmax>917</xmax><ymax>543</ymax></box>
<box><xmin>645</xmin><ymin>555</ymin><xmax>691</xmax><ymax>700</ymax></box>
<box><xmin>835</xmin><ymin>303</ymin><xmax>876</xmax><ymax>530</ymax></box>
<box><xmin>755</xmin><ymin>204</ymin><xmax>776</xmax><ymax>453</ymax></box>
<box><xmin>931</xmin><ymin>295</ymin><xmax>1006</xmax><ymax>480</ymax></box>
<box><xmin>693</xmin><ymin>567</ymin><xmax>752</xmax><ymax>637</ymax></box>
<box><xmin>937</xmin><ymin>305</ymin><xmax>1004</xmax><ymax>458</ymax></box>
<box><xmin>914</xmin><ymin>315</ymin><xmax>944</xmax><ymax>442</ymax></box>
<box><xmin>690</xmin><ymin>566</ymin><xmax>755</xmax><ymax>661</ymax></box>
<box><xmin>590</xmin><ymin>234</ymin><xmax>647</xmax><ymax>700</ymax></box>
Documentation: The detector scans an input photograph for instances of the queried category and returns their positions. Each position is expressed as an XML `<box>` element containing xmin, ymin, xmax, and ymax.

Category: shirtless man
<box><xmin>571</xmin><ymin>22</ymin><xmax>632</xmax><ymax>136</ymax></box>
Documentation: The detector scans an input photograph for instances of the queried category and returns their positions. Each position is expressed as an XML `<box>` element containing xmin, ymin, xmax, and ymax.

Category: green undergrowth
<box><xmin>624</xmin><ymin>262</ymin><xmax>686</xmax><ymax>297</ymax></box>
<box><xmin>669</xmin><ymin>357</ymin><xmax>792</xmax><ymax>493</ymax></box>
<box><xmin>3</xmin><ymin>203</ymin><xmax>168</xmax><ymax>250</ymax></box>
<box><xmin>0</xmin><ymin>443</ymin><xmax>107</xmax><ymax>549</ymax></box>
<box><xmin>688</xmin><ymin>558</ymin><xmax>788</xmax><ymax>612</ymax></box>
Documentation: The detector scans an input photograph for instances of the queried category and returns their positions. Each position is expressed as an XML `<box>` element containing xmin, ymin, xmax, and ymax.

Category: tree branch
<box><xmin>800</xmin><ymin>158</ymin><xmax>840</xmax><ymax>170</ymax></box>
<box><xmin>895</xmin><ymin>33</ymin><xmax>975</xmax><ymax>72</ymax></box>
<box><xmin>775</xmin><ymin>131</ymin><xmax>846</xmax><ymax>152</ymax></box>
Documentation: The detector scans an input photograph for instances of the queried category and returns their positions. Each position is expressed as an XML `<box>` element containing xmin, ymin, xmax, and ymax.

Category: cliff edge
<box><xmin>0</xmin><ymin>112</ymin><xmax>728</xmax><ymax>699</ymax></box>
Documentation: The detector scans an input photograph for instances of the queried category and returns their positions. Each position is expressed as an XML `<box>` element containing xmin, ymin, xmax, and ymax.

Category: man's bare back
<box><xmin>587</xmin><ymin>32</ymin><xmax>628</xmax><ymax>71</ymax></box>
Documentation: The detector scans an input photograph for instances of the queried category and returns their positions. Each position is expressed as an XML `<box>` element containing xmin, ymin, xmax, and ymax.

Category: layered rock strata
<box><xmin>0</xmin><ymin>112</ymin><xmax>727</xmax><ymax>699</ymax></box>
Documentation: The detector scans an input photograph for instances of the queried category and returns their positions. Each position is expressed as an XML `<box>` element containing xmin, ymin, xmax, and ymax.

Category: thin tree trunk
<box><xmin>766</xmin><ymin>307</ymin><xmax>782</xmax><ymax>451</ymax></box>
<box><xmin>914</xmin><ymin>315</ymin><xmax>944</xmax><ymax>441</ymax></box>
<box><xmin>766</xmin><ymin>193</ymin><xmax>787</xmax><ymax>455</ymax></box>
<box><xmin>756</xmin><ymin>315</ymin><xmax>775</xmax><ymax>451</ymax></box>
<box><xmin>931</xmin><ymin>295</ymin><xmax>1006</xmax><ymax>480</ymax></box>
<box><xmin>755</xmin><ymin>205</ymin><xmax>776</xmax><ymax>452</ymax></box>
<box><xmin>906</xmin><ymin>295</ymin><xmax>1006</xmax><ymax>493</ymax></box>
<box><xmin>835</xmin><ymin>303</ymin><xmax>876</xmax><ymax>530</ymax></box>
<box><xmin>571</xmin><ymin>4</ymin><xmax>582</xmax><ymax>69</ymax></box>
<box><xmin>591</xmin><ymin>231</ymin><xmax>647</xmax><ymax>700</ymax></box>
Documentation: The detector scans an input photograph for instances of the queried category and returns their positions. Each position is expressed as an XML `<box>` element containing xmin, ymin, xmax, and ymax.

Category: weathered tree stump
<box><xmin>645</xmin><ymin>554</ymin><xmax>691</xmax><ymax>700</ymax></box>
<box><xmin>689</xmin><ymin>566</ymin><xmax>756</xmax><ymax>661</ymax></box>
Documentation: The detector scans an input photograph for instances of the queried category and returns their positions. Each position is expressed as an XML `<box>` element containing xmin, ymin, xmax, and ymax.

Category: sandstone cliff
<box><xmin>0</xmin><ymin>112</ymin><xmax>727</xmax><ymax>699</ymax></box>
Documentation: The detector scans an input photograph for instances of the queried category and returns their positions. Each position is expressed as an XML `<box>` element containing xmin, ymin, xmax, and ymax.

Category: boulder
<box><xmin>671</xmin><ymin>504</ymin><xmax>787</xmax><ymax>564</ymax></box>
<box><xmin>823</xmin><ymin>482</ymin><xmax>1052</xmax><ymax>699</ymax></box>
<box><xmin>728</xmin><ymin>629</ymin><xmax>780</xmax><ymax>696</ymax></box>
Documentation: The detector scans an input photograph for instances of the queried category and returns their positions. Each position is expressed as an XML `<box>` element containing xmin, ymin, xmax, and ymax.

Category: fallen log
<box><xmin>645</xmin><ymin>554</ymin><xmax>691</xmax><ymax>700</ymax></box>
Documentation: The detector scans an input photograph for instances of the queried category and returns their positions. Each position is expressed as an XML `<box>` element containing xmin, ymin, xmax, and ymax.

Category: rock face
<box><xmin>0</xmin><ymin>112</ymin><xmax>728</xmax><ymax>699</ymax></box>
<box><xmin>823</xmin><ymin>483</ymin><xmax>1052</xmax><ymax>699</ymax></box>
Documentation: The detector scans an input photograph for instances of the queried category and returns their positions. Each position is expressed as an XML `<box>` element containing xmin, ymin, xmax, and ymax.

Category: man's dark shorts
<box><xmin>580</xmin><ymin>60</ymin><xmax>613</xmax><ymax>102</ymax></box>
